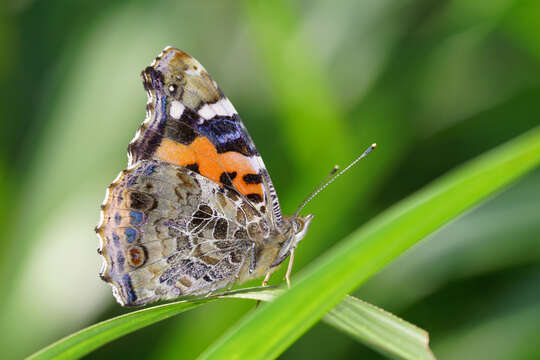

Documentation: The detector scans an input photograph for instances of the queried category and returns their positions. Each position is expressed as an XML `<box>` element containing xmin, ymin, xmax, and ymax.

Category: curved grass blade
<box><xmin>198</xmin><ymin>126</ymin><xmax>540</xmax><ymax>360</ymax></box>
<box><xmin>28</xmin><ymin>302</ymin><xmax>204</xmax><ymax>360</ymax></box>
<box><xmin>26</xmin><ymin>287</ymin><xmax>276</xmax><ymax>360</ymax></box>
<box><xmin>326</xmin><ymin>296</ymin><xmax>435</xmax><ymax>360</ymax></box>
<box><xmin>28</xmin><ymin>284</ymin><xmax>433</xmax><ymax>360</ymax></box>
<box><xmin>233</xmin><ymin>290</ymin><xmax>436</xmax><ymax>360</ymax></box>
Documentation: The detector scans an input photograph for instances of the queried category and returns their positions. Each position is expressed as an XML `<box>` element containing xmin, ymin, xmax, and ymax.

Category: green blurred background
<box><xmin>1</xmin><ymin>0</ymin><xmax>539</xmax><ymax>359</ymax></box>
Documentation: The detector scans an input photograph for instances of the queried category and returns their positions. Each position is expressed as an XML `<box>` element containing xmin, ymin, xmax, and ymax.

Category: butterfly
<box><xmin>96</xmin><ymin>47</ymin><xmax>316</xmax><ymax>306</ymax></box>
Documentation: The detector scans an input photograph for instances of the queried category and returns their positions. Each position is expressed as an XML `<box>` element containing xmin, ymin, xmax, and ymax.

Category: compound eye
<box><xmin>293</xmin><ymin>218</ymin><xmax>304</xmax><ymax>233</ymax></box>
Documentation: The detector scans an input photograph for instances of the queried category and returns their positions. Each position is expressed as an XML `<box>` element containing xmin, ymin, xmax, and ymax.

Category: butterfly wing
<box><xmin>97</xmin><ymin>160</ymin><xmax>274</xmax><ymax>306</ymax></box>
<box><xmin>128</xmin><ymin>47</ymin><xmax>283</xmax><ymax>227</ymax></box>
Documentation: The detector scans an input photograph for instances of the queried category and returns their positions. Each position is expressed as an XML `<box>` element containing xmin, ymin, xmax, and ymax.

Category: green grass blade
<box><xmin>27</xmin><ymin>302</ymin><xmax>205</xmax><ymax>360</ymax></box>
<box><xmin>198</xmin><ymin>126</ymin><xmax>540</xmax><ymax>360</ymax></box>
<box><xmin>27</xmin><ymin>283</ymin><xmax>434</xmax><ymax>360</ymax></box>
<box><xmin>230</xmin><ymin>290</ymin><xmax>436</xmax><ymax>360</ymax></box>
<box><xmin>326</xmin><ymin>296</ymin><xmax>434</xmax><ymax>360</ymax></box>
<box><xmin>26</xmin><ymin>287</ymin><xmax>277</xmax><ymax>360</ymax></box>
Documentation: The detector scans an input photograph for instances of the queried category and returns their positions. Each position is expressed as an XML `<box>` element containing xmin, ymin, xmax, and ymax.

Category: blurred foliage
<box><xmin>1</xmin><ymin>0</ymin><xmax>539</xmax><ymax>359</ymax></box>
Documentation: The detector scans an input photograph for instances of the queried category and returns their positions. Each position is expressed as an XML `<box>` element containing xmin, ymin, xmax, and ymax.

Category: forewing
<box><xmin>97</xmin><ymin>160</ymin><xmax>270</xmax><ymax>306</ymax></box>
<box><xmin>128</xmin><ymin>46</ymin><xmax>283</xmax><ymax>227</ymax></box>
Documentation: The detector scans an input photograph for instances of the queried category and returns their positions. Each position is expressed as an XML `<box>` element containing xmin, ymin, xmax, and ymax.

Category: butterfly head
<box><xmin>271</xmin><ymin>213</ymin><xmax>314</xmax><ymax>267</ymax></box>
<box><xmin>290</xmin><ymin>213</ymin><xmax>314</xmax><ymax>243</ymax></box>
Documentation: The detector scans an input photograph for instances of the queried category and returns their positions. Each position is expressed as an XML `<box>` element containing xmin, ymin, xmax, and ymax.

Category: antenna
<box><xmin>293</xmin><ymin>143</ymin><xmax>377</xmax><ymax>218</ymax></box>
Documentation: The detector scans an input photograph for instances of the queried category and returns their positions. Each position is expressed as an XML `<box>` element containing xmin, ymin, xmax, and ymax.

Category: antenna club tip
<box><xmin>371</xmin><ymin>143</ymin><xmax>377</xmax><ymax>148</ymax></box>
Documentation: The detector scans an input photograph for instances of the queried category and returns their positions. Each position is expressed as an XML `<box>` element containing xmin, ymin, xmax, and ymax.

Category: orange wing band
<box><xmin>154</xmin><ymin>137</ymin><xmax>263</xmax><ymax>199</ymax></box>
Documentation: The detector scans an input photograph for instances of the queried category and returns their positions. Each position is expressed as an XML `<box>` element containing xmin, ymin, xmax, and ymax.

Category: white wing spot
<box><xmin>170</xmin><ymin>100</ymin><xmax>185</xmax><ymax>119</ymax></box>
<box><xmin>219</xmin><ymin>98</ymin><xmax>237</xmax><ymax>115</ymax></box>
<box><xmin>198</xmin><ymin>104</ymin><xmax>215</xmax><ymax>119</ymax></box>
<box><xmin>198</xmin><ymin>98</ymin><xmax>237</xmax><ymax>120</ymax></box>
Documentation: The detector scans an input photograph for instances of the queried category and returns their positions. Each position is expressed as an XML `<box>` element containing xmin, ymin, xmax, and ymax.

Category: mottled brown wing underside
<box><xmin>97</xmin><ymin>160</ymin><xmax>270</xmax><ymax>306</ymax></box>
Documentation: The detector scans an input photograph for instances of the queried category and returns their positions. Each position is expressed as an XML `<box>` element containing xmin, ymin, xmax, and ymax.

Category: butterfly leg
<box><xmin>255</xmin><ymin>272</ymin><xmax>272</xmax><ymax>309</ymax></box>
<box><xmin>226</xmin><ymin>270</ymin><xmax>241</xmax><ymax>292</ymax></box>
<box><xmin>226</xmin><ymin>279</ymin><xmax>236</xmax><ymax>292</ymax></box>
<box><xmin>285</xmin><ymin>248</ymin><xmax>296</xmax><ymax>288</ymax></box>
<box><xmin>262</xmin><ymin>272</ymin><xmax>271</xmax><ymax>287</ymax></box>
